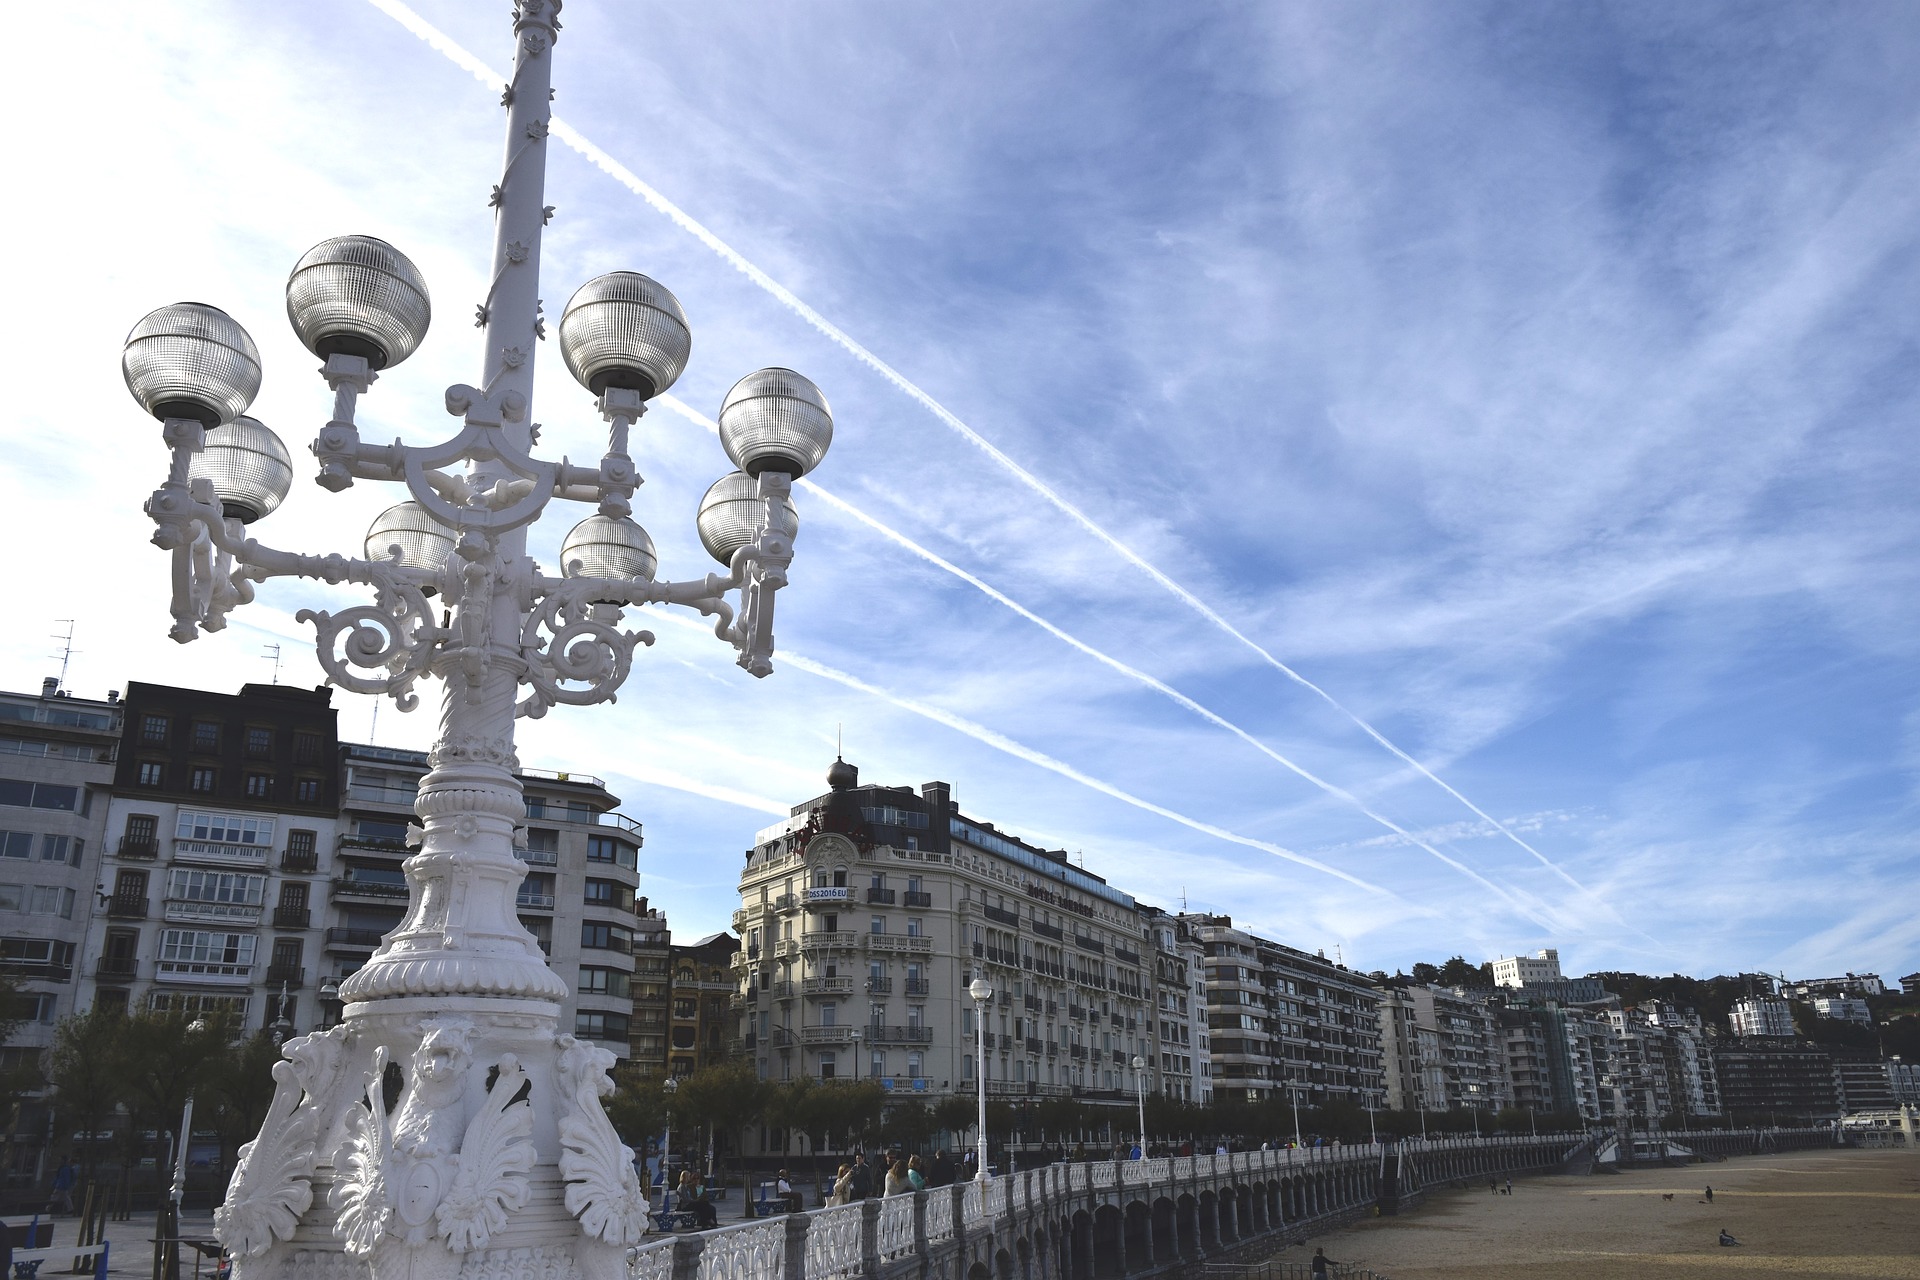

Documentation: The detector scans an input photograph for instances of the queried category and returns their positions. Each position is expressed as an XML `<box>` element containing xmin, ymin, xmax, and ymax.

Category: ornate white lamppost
<box><xmin>660</xmin><ymin>1076</ymin><xmax>679</xmax><ymax>1214</ymax></box>
<box><xmin>968</xmin><ymin>977</ymin><xmax>992</xmax><ymax>1186</ymax></box>
<box><xmin>1129</xmin><ymin>1055</ymin><xmax>1146</xmax><ymax>1158</ymax></box>
<box><xmin>123</xmin><ymin>4</ymin><xmax>832</xmax><ymax>1278</ymax></box>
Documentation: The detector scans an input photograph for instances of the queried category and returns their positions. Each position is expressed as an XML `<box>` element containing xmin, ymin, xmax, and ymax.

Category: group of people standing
<box><xmin>827</xmin><ymin>1149</ymin><xmax>972</xmax><ymax>1205</ymax></box>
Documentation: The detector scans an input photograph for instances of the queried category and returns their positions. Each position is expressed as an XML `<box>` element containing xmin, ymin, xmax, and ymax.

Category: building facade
<box><xmin>1491</xmin><ymin>949</ymin><xmax>1563</xmax><ymax>989</ymax></box>
<box><xmin>732</xmin><ymin>762</ymin><xmax>1157</xmax><ymax>1114</ymax></box>
<box><xmin>668</xmin><ymin>931</ymin><xmax>739</xmax><ymax>1077</ymax></box>
<box><xmin>1730</xmin><ymin>995</ymin><xmax>1796</xmax><ymax>1039</ymax></box>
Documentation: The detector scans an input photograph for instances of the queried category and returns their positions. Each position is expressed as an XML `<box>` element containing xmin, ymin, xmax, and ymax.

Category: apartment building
<box><xmin>1491</xmin><ymin>949</ymin><xmax>1563</xmax><ymax>988</ymax></box>
<box><xmin>1730</xmin><ymin>995</ymin><xmax>1796</xmax><ymax>1039</ymax></box>
<box><xmin>1182</xmin><ymin>914</ymin><xmax>1384</xmax><ymax>1109</ymax></box>
<box><xmin>1139</xmin><ymin>905</ymin><xmax>1208</xmax><ymax>1102</ymax></box>
<box><xmin>1377</xmin><ymin>987</ymin><xmax>1445</xmax><ymax>1113</ymax></box>
<box><xmin>629</xmin><ymin>900</ymin><xmax>671</xmax><ymax>1074</ymax></box>
<box><xmin>83</xmin><ymin>681</ymin><xmax>341</xmax><ymax>1031</ymax></box>
<box><xmin>1712</xmin><ymin>1041</ymin><xmax>1842</xmax><ymax>1122</ymax></box>
<box><xmin>668</xmin><ymin>931</ymin><xmax>739</xmax><ymax>1077</ymax></box>
<box><xmin>733</xmin><ymin>761</ymin><xmax>1156</xmax><ymax>1113</ymax></box>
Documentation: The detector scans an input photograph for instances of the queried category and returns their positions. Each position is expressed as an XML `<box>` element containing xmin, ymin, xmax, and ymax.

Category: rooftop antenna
<box><xmin>262</xmin><ymin>642</ymin><xmax>283</xmax><ymax>684</ymax></box>
<box><xmin>369</xmin><ymin>698</ymin><xmax>380</xmax><ymax>745</ymax></box>
<box><xmin>836</xmin><ymin>722</ymin><xmax>842</xmax><ymax>757</ymax></box>
<box><xmin>50</xmin><ymin>620</ymin><xmax>77</xmax><ymax>691</ymax></box>
<box><xmin>1335</xmin><ymin>943</ymin><xmax>1344</xmax><ymax>967</ymax></box>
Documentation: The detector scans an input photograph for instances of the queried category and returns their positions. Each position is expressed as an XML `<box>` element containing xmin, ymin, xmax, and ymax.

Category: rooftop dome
<box><xmin>827</xmin><ymin>756</ymin><xmax>858</xmax><ymax>791</ymax></box>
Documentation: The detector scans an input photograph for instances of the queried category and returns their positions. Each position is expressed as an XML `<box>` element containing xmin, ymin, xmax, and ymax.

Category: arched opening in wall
<box><xmin>1151</xmin><ymin>1197</ymin><xmax>1177</xmax><ymax>1264</ymax></box>
<box><xmin>1216</xmin><ymin>1184</ymin><xmax>1237</xmax><ymax>1242</ymax></box>
<box><xmin>1175</xmin><ymin>1194</ymin><xmax>1199</xmax><ymax>1259</ymax></box>
<box><xmin>1197</xmin><ymin>1190</ymin><xmax>1219</xmax><ymax>1250</ymax></box>
<box><xmin>1279</xmin><ymin>1175</ymin><xmax>1295</xmax><ymax>1222</ymax></box>
<box><xmin>1070</xmin><ymin>1210</ymin><xmax>1095</xmax><ymax>1280</ymax></box>
<box><xmin>968</xmin><ymin>1264</ymin><xmax>992</xmax><ymax>1280</ymax></box>
<box><xmin>995</xmin><ymin>1247</ymin><xmax>1015</xmax><ymax>1280</ymax></box>
<box><xmin>1092</xmin><ymin>1204</ymin><xmax>1125</xmax><ymax>1278</ymax></box>
<box><xmin>1016</xmin><ymin>1236</ymin><xmax>1034</xmax><ymax>1280</ymax></box>
<box><xmin>1123</xmin><ymin>1200</ymin><xmax>1152</xmax><ymax>1272</ymax></box>
<box><xmin>1238</xmin><ymin>1183</ymin><xmax>1259</xmax><ymax>1233</ymax></box>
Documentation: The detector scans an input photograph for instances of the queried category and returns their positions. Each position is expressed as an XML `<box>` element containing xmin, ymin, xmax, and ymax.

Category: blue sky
<box><xmin>7</xmin><ymin>0</ymin><xmax>1919</xmax><ymax>982</ymax></box>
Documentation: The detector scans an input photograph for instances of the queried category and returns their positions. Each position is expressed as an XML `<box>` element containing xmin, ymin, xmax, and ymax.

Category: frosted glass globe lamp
<box><xmin>365</xmin><ymin>501</ymin><xmax>456</xmax><ymax>590</ymax></box>
<box><xmin>696</xmin><ymin>470</ymin><xmax>797</xmax><ymax>567</ymax></box>
<box><xmin>560</xmin><ymin>514</ymin><xmax>658</xmax><ymax>583</ymax></box>
<box><xmin>121</xmin><ymin>302</ymin><xmax>261</xmax><ymax>429</ymax></box>
<box><xmin>557</xmin><ymin>272</ymin><xmax>690</xmax><ymax>398</ymax></box>
<box><xmin>718</xmin><ymin>367</ymin><xmax>833</xmax><ymax>478</ymax></box>
<box><xmin>188</xmin><ymin>416</ymin><xmax>293</xmax><ymax>523</ymax></box>
<box><xmin>286</xmin><ymin>235</ymin><xmax>431</xmax><ymax>370</ymax></box>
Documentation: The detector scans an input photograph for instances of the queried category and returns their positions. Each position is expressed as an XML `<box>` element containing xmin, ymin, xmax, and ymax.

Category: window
<box><xmin>126</xmin><ymin>814</ymin><xmax>157</xmax><ymax>845</ymax></box>
<box><xmin>0</xmin><ymin>781</ymin><xmax>77</xmax><ymax>811</ymax></box>
<box><xmin>821</xmin><ymin>1003</ymin><xmax>837</xmax><ymax>1027</ymax></box>
<box><xmin>140</xmin><ymin>715</ymin><xmax>169</xmax><ymax>745</ymax></box>
<box><xmin>583</xmin><ymin>878</ymin><xmax>633</xmax><ymax>912</ymax></box>
<box><xmin>586</xmin><ymin>835</ymin><xmax>637</xmax><ymax>869</ymax></box>
<box><xmin>277</xmin><ymin>880</ymin><xmax>308</xmax><ymax>910</ymax></box>
<box><xmin>292</xmin><ymin>733</ymin><xmax>323</xmax><ymax>765</ymax></box>
<box><xmin>287</xmin><ymin>829</ymin><xmax>316</xmax><ymax>858</ymax></box>
<box><xmin>0</xmin><ymin>938</ymin><xmax>74</xmax><ymax>971</ymax></box>
<box><xmin>246</xmin><ymin>727</ymin><xmax>273</xmax><ymax>759</ymax></box>
<box><xmin>525</xmin><ymin>828</ymin><xmax>560</xmax><ymax>853</ymax></box>
<box><xmin>245</xmin><ymin>773</ymin><xmax>272</xmax><ymax>798</ymax></box>
<box><xmin>166</xmin><ymin>868</ymin><xmax>267</xmax><ymax>908</ymax></box>
<box><xmin>870</xmin><ymin>916</ymin><xmax>885</xmax><ymax>935</ymax></box>
<box><xmin>40</xmin><ymin>834</ymin><xmax>70</xmax><ymax>863</ymax></box>
<box><xmin>819</xmin><ymin>1052</ymin><xmax>836</xmax><ymax>1080</ymax></box>
<box><xmin>0</xmin><ymin>885</ymin><xmax>76</xmax><ymax>917</ymax></box>
<box><xmin>294</xmin><ymin>778</ymin><xmax>321</xmax><ymax>803</ymax></box>
<box><xmin>157</xmin><ymin>929</ymin><xmax>256</xmax><ymax>972</ymax></box>
<box><xmin>190</xmin><ymin>767</ymin><xmax>216</xmax><ymax>794</ymax></box>
<box><xmin>576</xmin><ymin>1011</ymin><xmax>631</xmax><ymax>1040</ymax></box>
<box><xmin>176</xmin><ymin>812</ymin><xmax>274</xmax><ymax>846</ymax></box>
<box><xmin>20</xmin><ymin>993</ymin><xmax>55</xmax><ymax>1024</ymax></box>
<box><xmin>580</xmin><ymin>921</ymin><xmax>633</xmax><ymax>952</ymax></box>
<box><xmin>192</xmin><ymin>722</ymin><xmax>220</xmax><ymax>753</ymax></box>
<box><xmin>269</xmin><ymin>938</ymin><xmax>302</xmax><ymax>970</ymax></box>
<box><xmin>138</xmin><ymin>762</ymin><xmax>163</xmax><ymax>788</ymax></box>
<box><xmin>148</xmin><ymin>991</ymin><xmax>247</xmax><ymax>1019</ymax></box>
<box><xmin>578</xmin><ymin>966</ymin><xmax>632</xmax><ymax>998</ymax></box>
<box><xmin>0</xmin><ymin>833</ymin><xmax>29</xmax><ymax>859</ymax></box>
<box><xmin>907</xmin><ymin>1052</ymin><xmax>923</xmax><ymax>1078</ymax></box>
<box><xmin>907</xmin><ymin>918</ymin><xmax>923</xmax><ymax>938</ymax></box>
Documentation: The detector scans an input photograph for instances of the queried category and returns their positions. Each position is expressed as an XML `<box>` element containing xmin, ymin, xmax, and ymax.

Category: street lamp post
<box><xmin>661</xmin><ymin>1076</ymin><xmax>679</xmax><ymax>1214</ymax></box>
<box><xmin>970</xmin><ymin>977</ymin><xmax>993</xmax><ymax>1185</ymax></box>
<box><xmin>1130</xmin><ymin>1055</ymin><xmax>1147</xmax><ymax>1157</ymax></box>
<box><xmin>132</xmin><ymin>6</ymin><xmax>835</xmax><ymax>1277</ymax></box>
<box><xmin>1289</xmin><ymin>1079</ymin><xmax>1303</xmax><ymax>1149</ymax></box>
<box><xmin>851</xmin><ymin>1028</ymin><xmax>863</xmax><ymax>1083</ymax></box>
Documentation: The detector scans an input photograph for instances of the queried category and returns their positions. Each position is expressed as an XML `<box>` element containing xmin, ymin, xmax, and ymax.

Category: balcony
<box><xmin>273</xmin><ymin>905</ymin><xmax>311</xmax><ymax>930</ymax></box>
<box><xmin>339</xmin><ymin>832</ymin><xmax>410</xmax><ymax>854</ymax></box>
<box><xmin>903</xmin><ymin>890</ymin><xmax>933</xmax><ymax>909</ymax></box>
<box><xmin>515</xmin><ymin>846</ymin><xmax>559</xmax><ymax>867</ymax></box>
<box><xmin>800</xmin><ymin>1026</ymin><xmax>854</xmax><ymax>1046</ymax></box>
<box><xmin>1</xmin><ymin>959</ymin><xmax>71</xmax><ymax>982</ymax></box>
<box><xmin>804</xmin><ymin>887</ymin><xmax>851</xmax><ymax>908</ymax></box>
<box><xmin>265</xmin><ymin>963</ymin><xmax>305</xmax><ymax>989</ymax></box>
<box><xmin>1068</xmin><ymin>1005</ymin><xmax>1086</xmax><ymax>1021</ymax></box>
<box><xmin>164</xmin><ymin>899</ymin><xmax>263</xmax><ymax>926</ymax></box>
<box><xmin>773</xmin><ymin>893</ymin><xmax>796</xmax><ymax>910</ymax></box>
<box><xmin>801</xmin><ymin>931</ymin><xmax>860</xmax><ymax>955</ymax></box>
<box><xmin>1073</xmin><ymin>935</ymin><xmax>1105</xmax><ymax>955</ymax></box>
<box><xmin>1069</xmin><ymin>1044</ymin><xmax>1088</xmax><ymax>1060</ymax></box>
<box><xmin>982</xmin><ymin>904</ymin><xmax>1020</xmax><ymax>927</ymax></box>
<box><xmin>154</xmin><ymin>960</ymin><xmax>251</xmax><ymax>984</ymax></box>
<box><xmin>281</xmin><ymin>849</ymin><xmax>319</xmax><ymax>873</ymax></box>
<box><xmin>983</xmin><ymin>945</ymin><xmax>1018</xmax><ymax>967</ymax></box>
<box><xmin>864</xmin><ymin>888</ymin><xmax>896</xmax><ymax>905</ymax></box>
<box><xmin>173</xmin><ymin>839</ymin><xmax>268</xmax><ymax>867</ymax></box>
<box><xmin>333</xmin><ymin>879</ymin><xmax>409</xmax><ymax>903</ymax></box>
<box><xmin>866</xmin><ymin>1024</ymin><xmax>933</xmax><ymax>1044</ymax></box>
<box><xmin>863</xmin><ymin>976</ymin><xmax>893</xmax><ymax>995</ymax></box>
<box><xmin>515</xmin><ymin>891</ymin><xmax>556</xmax><ymax>911</ymax></box>
<box><xmin>118</xmin><ymin>835</ymin><xmax>158</xmax><ymax>860</ymax></box>
<box><xmin>325</xmin><ymin>928</ymin><xmax>387</xmax><ymax>952</ymax></box>
<box><xmin>1114</xmin><ymin>947</ymin><xmax>1141</xmax><ymax>966</ymax></box>
<box><xmin>1024</xmin><ymin>994</ymin><xmax>1042</xmax><ymax>1012</ymax></box>
<box><xmin>1044</xmin><ymin>1041</ymin><xmax>1058</xmax><ymax>1057</ymax></box>
<box><xmin>769</xmin><ymin>1027</ymin><xmax>796</xmax><ymax>1048</ymax></box>
<box><xmin>106</xmin><ymin>893</ymin><xmax>148</xmax><ymax>920</ymax></box>
<box><xmin>95</xmin><ymin>955</ymin><xmax>138</xmax><ymax>981</ymax></box>
<box><xmin>803</xmin><ymin>977</ymin><xmax>853</xmax><ymax>997</ymax></box>
<box><xmin>865</xmin><ymin>934</ymin><xmax>932</xmax><ymax>955</ymax></box>
<box><xmin>904</xmin><ymin>978</ymin><xmax>930</xmax><ymax>996</ymax></box>
<box><xmin>1031</xmin><ymin>919</ymin><xmax>1063</xmax><ymax>941</ymax></box>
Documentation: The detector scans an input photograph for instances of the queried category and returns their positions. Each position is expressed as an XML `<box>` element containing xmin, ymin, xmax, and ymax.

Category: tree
<box><xmin>932</xmin><ymin>1095</ymin><xmax>976</xmax><ymax>1143</ymax></box>
<box><xmin>47</xmin><ymin>1009</ymin><xmax>127</xmax><ymax>1180</ymax></box>
<box><xmin>882</xmin><ymin>1099</ymin><xmax>936</xmax><ymax>1153</ymax></box>
<box><xmin>672</xmin><ymin>1061</ymin><xmax>770</xmax><ymax>1188</ymax></box>
<box><xmin>605</xmin><ymin>1068</ymin><xmax>668</xmax><ymax>1152</ymax></box>
<box><xmin>204</xmin><ymin>1031</ymin><xmax>285</xmax><ymax>1174</ymax></box>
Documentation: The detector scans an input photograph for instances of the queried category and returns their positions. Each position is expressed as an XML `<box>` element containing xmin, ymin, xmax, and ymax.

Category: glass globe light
<box><xmin>560</xmin><ymin>514</ymin><xmax>658</xmax><ymax>582</ymax></box>
<box><xmin>717</xmin><ymin>367</ymin><xmax>832</xmax><ymax>478</ymax></box>
<box><xmin>695</xmin><ymin>471</ymin><xmax>797</xmax><ymax>567</ymax></box>
<box><xmin>557</xmin><ymin>271</ymin><xmax>690</xmax><ymax>398</ymax></box>
<box><xmin>286</xmin><ymin>235</ymin><xmax>432</xmax><ymax>369</ymax></box>
<box><xmin>187</xmin><ymin>416</ymin><xmax>293</xmax><ymax>523</ymax></box>
<box><xmin>364</xmin><ymin>501</ymin><xmax>456</xmax><ymax>591</ymax></box>
<box><xmin>969</xmin><ymin>978</ymin><xmax>993</xmax><ymax>1003</ymax></box>
<box><xmin>122</xmin><ymin>302</ymin><xmax>261</xmax><ymax>429</ymax></box>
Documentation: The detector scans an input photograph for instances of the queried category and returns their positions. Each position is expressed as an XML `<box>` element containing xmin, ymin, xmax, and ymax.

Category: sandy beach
<box><xmin>1257</xmin><ymin>1147</ymin><xmax>1920</xmax><ymax>1279</ymax></box>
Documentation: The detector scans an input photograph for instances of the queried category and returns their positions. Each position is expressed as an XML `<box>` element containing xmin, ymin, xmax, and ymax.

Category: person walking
<box><xmin>829</xmin><ymin>1164</ymin><xmax>854</xmax><ymax>1206</ymax></box>
<box><xmin>849</xmin><ymin>1153</ymin><xmax>873</xmax><ymax>1200</ymax></box>
<box><xmin>930</xmin><ymin>1150</ymin><xmax>955</xmax><ymax>1187</ymax></box>
<box><xmin>885</xmin><ymin>1158</ymin><xmax>911</xmax><ymax>1196</ymax></box>
<box><xmin>49</xmin><ymin>1158</ymin><xmax>76</xmax><ymax>1216</ymax></box>
<box><xmin>907</xmin><ymin>1155</ymin><xmax>928</xmax><ymax>1192</ymax></box>
<box><xmin>1504</xmin><ymin>1178</ymin><xmax>1512</xmax><ymax>1195</ymax></box>
<box><xmin>1310</xmin><ymin>1246</ymin><xmax>1336</xmax><ymax>1278</ymax></box>
<box><xmin>1704</xmin><ymin>1185</ymin><xmax>1714</xmax><ymax>1204</ymax></box>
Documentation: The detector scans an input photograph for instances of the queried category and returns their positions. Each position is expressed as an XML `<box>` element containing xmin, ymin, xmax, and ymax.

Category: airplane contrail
<box><xmin>657</xmin><ymin>397</ymin><xmax>1582</xmax><ymax>932</ymax></box>
<box><xmin>366</xmin><ymin>0</ymin><xmax>1597</xmax><ymax>904</ymax></box>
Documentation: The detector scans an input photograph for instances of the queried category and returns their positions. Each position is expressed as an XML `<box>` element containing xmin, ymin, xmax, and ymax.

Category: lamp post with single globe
<box><xmin>1130</xmin><ymin>1055</ymin><xmax>1147</xmax><ymax>1158</ymax></box>
<box><xmin>124</xmin><ymin>4</ymin><xmax>832</xmax><ymax>1276</ymax></box>
<box><xmin>851</xmin><ymin>1027</ymin><xmax>863</xmax><ymax>1083</ymax></box>
<box><xmin>969</xmin><ymin>977</ymin><xmax>993</xmax><ymax>1185</ymax></box>
<box><xmin>1289</xmin><ymin>1078</ymin><xmax>1303</xmax><ymax>1149</ymax></box>
<box><xmin>660</xmin><ymin>1076</ymin><xmax>680</xmax><ymax>1213</ymax></box>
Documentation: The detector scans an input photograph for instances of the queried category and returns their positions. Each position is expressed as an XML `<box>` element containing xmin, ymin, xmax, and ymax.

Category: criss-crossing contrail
<box><xmin>657</xmin><ymin>397</ymin><xmax>1580</xmax><ymax>932</ymax></box>
<box><xmin>366</xmin><ymin>0</ymin><xmax>1596</xmax><ymax>905</ymax></box>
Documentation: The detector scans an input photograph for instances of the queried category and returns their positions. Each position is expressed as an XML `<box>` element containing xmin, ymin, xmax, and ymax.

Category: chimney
<box><xmin>921</xmin><ymin>781</ymin><xmax>951</xmax><ymax>813</ymax></box>
<box><xmin>40</xmin><ymin>677</ymin><xmax>58</xmax><ymax>698</ymax></box>
<box><xmin>107</xmin><ymin>690</ymin><xmax>120</xmax><ymax>704</ymax></box>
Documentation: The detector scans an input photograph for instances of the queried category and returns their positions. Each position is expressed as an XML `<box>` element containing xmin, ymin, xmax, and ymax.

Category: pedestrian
<box><xmin>1310</xmin><ymin>1247</ymin><xmax>1336</xmax><ymax>1278</ymax></box>
<box><xmin>50</xmin><ymin>1158</ymin><xmax>77</xmax><ymax>1216</ymax></box>
<box><xmin>1704</xmin><ymin>1185</ymin><xmax>1713</xmax><ymax>1204</ymax></box>
<box><xmin>907</xmin><ymin>1155</ymin><xmax>928</xmax><ymax>1192</ymax></box>
<box><xmin>776</xmin><ymin>1169</ymin><xmax>800</xmax><ymax>1214</ymax></box>
<box><xmin>885</xmin><ymin>1158</ymin><xmax>911</xmax><ymax>1196</ymax></box>
<box><xmin>1489</xmin><ymin>1177</ymin><xmax>1498</xmax><ymax>1195</ymax></box>
<box><xmin>827</xmin><ymin>1164</ymin><xmax>853</xmax><ymax>1206</ymax></box>
<box><xmin>849</xmin><ymin>1153</ymin><xmax>873</xmax><ymax>1200</ymax></box>
<box><xmin>1504</xmin><ymin>1178</ymin><xmax>1512</xmax><ymax>1195</ymax></box>
<box><xmin>930</xmin><ymin>1150</ymin><xmax>955</xmax><ymax>1187</ymax></box>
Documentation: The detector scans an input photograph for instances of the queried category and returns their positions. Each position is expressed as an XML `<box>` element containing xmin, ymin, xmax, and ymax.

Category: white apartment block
<box><xmin>1810</xmin><ymin>996</ymin><xmax>1872</xmax><ymax>1026</ymax></box>
<box><xmin>733</xmin><ymin>763</ymin><xmax>1161</xmax><ymax>1115</ymax></box>
<box><xmin>1490</xmin><ymin>948</ymin><xmax>1563</xmax><ymax>989</ymax></box>
<box><xmin>1140</xmin><ymin>906</ymin><xmax>1208</xmax><ymax>1102</ymax></box>
<box><xmin>1730</xmin><ymin>995</ymin><xmax>1796</xmax><ymax>1039</ymax></box>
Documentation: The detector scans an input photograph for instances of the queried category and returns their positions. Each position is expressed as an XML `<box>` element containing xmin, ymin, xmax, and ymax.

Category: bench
<box><xmin>649</xmin><ymin>1210</ymin><xmax>700</xmax><ymax>1233</ymax></box>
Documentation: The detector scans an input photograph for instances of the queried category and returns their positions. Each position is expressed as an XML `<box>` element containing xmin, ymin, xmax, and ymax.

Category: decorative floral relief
<box><xmin>436</xmin><ymin>1054</ymin><xmax>537</xmax><ymax>1252</ymax></box>
<box><xmin>331</xmin><ymin>1048</ymin><xmax>395</xmax><ymax>1257</ymax></box>
<box><xmin>555</xmin><ymin>1036</ymin><xmax>650</xmax><ymax>1246</ymax></box>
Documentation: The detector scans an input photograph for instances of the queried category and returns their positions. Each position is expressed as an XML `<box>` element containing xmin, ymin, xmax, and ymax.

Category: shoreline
<box><xmin>1246</xmin><ymin>1147</ymin><xmax>1920</xmax><ymax>1279</ymax></box>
